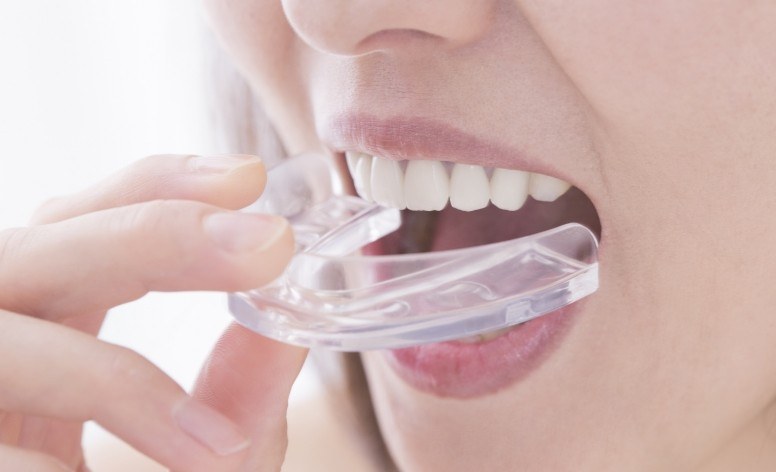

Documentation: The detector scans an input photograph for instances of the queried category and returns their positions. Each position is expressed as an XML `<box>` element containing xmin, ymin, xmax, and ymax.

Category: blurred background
<box><xmin>0</xmin><ymin>2</ymin><xmax>323</xmax><ymax>469</ymax></box>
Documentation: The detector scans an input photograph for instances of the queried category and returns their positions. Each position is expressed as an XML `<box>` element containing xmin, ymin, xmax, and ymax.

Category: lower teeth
<box><xmin>456</xmin><ymin>326</ymin><xmax>513</xmax><ymax>344</ymax></box>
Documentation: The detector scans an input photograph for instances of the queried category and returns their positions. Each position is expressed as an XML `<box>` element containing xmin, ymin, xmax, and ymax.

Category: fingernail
<box><xmin>173</xmin><ymin>399</ymin><xmax>250</xmax><ymax>456</ymax></box>
<box><xmin>204</xmin><ymin>213</ymin><xmax>288</xmax><ymax>253</ymax></box>
<box><xmin>188</xmin><ymin>154</ymin><xmax>262</xmax><ymax>174</ymax></box>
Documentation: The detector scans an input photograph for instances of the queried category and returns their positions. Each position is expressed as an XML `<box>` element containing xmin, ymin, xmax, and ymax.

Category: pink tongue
<box><xmin>431</xmin><ymin>188</ymin><xmax>600</xmax><ymax>252</ymax></box>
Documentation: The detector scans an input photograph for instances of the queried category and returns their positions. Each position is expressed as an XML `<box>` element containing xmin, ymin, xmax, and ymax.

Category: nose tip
<box><xmin>281</xmin><ymin>0</ymin><xmax>495</xmax><ymax>56</ymax></box>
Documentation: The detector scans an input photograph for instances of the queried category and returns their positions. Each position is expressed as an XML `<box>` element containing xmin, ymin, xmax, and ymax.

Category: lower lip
<box><xmin>381</xmin><ymin>302</ymin><xmax>581</xmax><ymax>398</ymax></box>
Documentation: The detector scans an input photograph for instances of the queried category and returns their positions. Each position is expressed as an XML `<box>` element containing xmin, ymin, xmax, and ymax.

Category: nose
<box><xmin>281</xmin><ymin>0</ymin><xmax>495</xmax><ymax>55</ymax></box>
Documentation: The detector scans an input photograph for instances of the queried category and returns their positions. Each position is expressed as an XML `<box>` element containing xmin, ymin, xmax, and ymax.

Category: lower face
<box><xmin>204</xmin><ymin>1</ymin><xmax>776</xmax><ymax>470</ymax></box>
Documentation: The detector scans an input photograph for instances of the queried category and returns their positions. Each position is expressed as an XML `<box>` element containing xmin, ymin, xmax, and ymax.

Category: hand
<box><xmin>0</xmin><ymin>154</ymin><xmax>304</xmax><ymax>471</ymax></box>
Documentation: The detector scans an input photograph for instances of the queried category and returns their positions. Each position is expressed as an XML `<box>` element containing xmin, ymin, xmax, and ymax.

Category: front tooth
<box><xmin>450</xmin><ymin>164</ymin><xmax>490</xmax><ymax>211</ymax></box>
<box><xmin>404</xmin><ymin>160</ymin><xmax>449</xmax><ymax>211</ymax></box>
<box><xmin>345</xmin><ymin>151</ymin><xmax>363</xmax><ymax>175</ymax></box>
<box><xmin>371</xmin><ymin>156</ymin><xmax>406</xmax><ymax>209</ymax></box>
<box><xmin>490</xmin><ymin>168</ymin><xmax>529</xmax><ymax>211</ymax></box>
<box><xmin>457</xmin><ymin>326</ymin><xmax>512</xmax><ymax>344</ymax></box>
<box><xmin>351</xmin><ymin>153</ymin><xmax>374</xmax><ymax>201</ymax></box>
<box><xmin>529</xmin><ymin>173</ymin><xmax>571</xmax><ymax>202</ymax></box>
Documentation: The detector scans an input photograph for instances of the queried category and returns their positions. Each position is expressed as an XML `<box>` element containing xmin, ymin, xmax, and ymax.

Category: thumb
<box><xmin>193</xmin><ymin>323</ymin><xmax>307</xmax><ymax>471</ymax></box>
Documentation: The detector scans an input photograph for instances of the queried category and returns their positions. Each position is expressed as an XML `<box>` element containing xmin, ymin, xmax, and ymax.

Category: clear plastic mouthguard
<box><xmin>229</xmin><ymin>154</ymin><xmax>599</xmax><ymax>351</ymax></box>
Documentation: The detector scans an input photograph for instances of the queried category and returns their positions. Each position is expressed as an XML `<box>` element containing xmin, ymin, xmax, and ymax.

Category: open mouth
<box><xmin>322</xmin><ymin>113</ymin><xmax>603</xmax><ymax>396</ymax></box>
<box><xmin>338</xmin><ymin>150</ymin><xmax>602</xmax><ymax>397</ymax></box>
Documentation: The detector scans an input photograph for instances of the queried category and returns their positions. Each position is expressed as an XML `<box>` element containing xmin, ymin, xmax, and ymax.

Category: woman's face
<box><xmin>204</xmin><ymin>1</ymin><xmax>776</xmax><ymax>470</ymax></box>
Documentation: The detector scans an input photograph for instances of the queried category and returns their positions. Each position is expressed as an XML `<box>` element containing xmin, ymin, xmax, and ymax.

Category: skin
<box><xmin>202</xmin><ymin>0</ymin><xmax>776</xmax><ymax>471</ymax></box>
<box><xmin>0</xmin><ymin>155</ymin><xmax>303</xmax><ymax>471</ymax></box>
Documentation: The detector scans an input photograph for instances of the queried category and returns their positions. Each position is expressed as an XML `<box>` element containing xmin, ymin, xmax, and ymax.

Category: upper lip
<box><xmin>319</xmin><ymin>113</ymin><xmax>566</xmax><ymax>179</ymax></box>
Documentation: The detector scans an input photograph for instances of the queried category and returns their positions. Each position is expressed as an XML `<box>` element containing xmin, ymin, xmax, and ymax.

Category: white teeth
<box><xmin>457</xmin><ymin>326</ymin><xmax>513</xmax><ymax>344</ymax></box>
<box><xmin>404</xmin><ymin>160</ymin><xmax>449</xmax><ymax>211</ymax></box>
<box><xmin>345</xmin><ymin>152</ymin><xmax>374</xmax><ymax>202</ymax></box>
<box><xmin>370</xmin><ymin>156</ymin><xmax>406</xmax><ymax>209</ymax></box>
<box><xmin>529</xmin><ymin>173</ymin><xmax>572</xmax><ymax>202</ymax></box>
<box><xmin>345</xmin><ymin>151</ymin><xmax>361</xmax><ymax>175</ymax></box>
<box><xmin>490</xmin><ymin>168</ymin><xmax>530</xmax><ymax>211</ymax></box>
<box><xmin>450</xmin><ymin>164</ymin><xmax>490</xmax><ymax>211</ymax></box>
<box><xmin>345</xmin><ymin>154</ymin><xmax>572</xmax><ymax>211</ymax></box>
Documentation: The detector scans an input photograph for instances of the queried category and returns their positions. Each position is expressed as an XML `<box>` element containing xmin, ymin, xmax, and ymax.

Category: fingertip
<box><xmin>135</xmin><ymin>154</ymin><xmax>267</xmax><ymax>210</ymax></box>
<box><xmin>185</xmin><ymin>154</ymin><xmax>267</xmax><ymax>210</ymax></box>
<box><xmin>248</xmin><ymin>218</ymin><xmax>295</xmax><ymax>287</ymax></box>
<box><xmin>227</xmin><ymin>163</ymin><xmax>268</xmax><ymax>209</ymax></box>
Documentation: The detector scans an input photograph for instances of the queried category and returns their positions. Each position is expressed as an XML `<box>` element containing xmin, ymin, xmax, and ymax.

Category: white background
<box><xmin>0</xmin><ymin>2</ymin><xmax>319</xmax><ymax>468</ymax></box>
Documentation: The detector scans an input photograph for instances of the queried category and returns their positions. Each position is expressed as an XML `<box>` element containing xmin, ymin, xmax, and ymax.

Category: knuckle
<box><xmin>104</xmin><ymin>347</ymin><xmax>158</xmax><ymax>390</ymax></box>
<box><xmin>123</xmin><ymin>200</ymin><xmax>169</xmax><ymax>236</ymax></box>
<box><xmin>118</xmin><ymin>200</ymin><xmax>192</xmax><ymax>240</ymax></box>
<box><xmin>109</xmin><ymin>200</ymin><xmax>205</xmax><ymax>284</ymax></box>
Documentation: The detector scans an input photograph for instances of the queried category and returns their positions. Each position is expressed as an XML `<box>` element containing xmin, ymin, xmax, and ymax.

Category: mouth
<box><xmin>324</xmin><ymin>115</ymin><xmax>602</xmax><ymax>398</ymax></box>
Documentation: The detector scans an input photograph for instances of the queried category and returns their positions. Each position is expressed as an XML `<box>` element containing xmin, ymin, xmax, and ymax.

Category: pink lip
<box><xmin>320</xmin><ymin>114</ymin><xmax>567</xmax><ymax>180</ymax></box>
<box><xmin>383</xmin><ymin>303</ymin><xmax>581</xmax><ymax>398</ymax></box>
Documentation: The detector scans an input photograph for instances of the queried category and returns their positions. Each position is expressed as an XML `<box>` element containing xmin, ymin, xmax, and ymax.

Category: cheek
<box><xmin>517</xmin><ymin>1</ymin><xmax>765</xmax><ymax>125</ymax></box>
<box><xmin>204</xmin><ymin>0</ymin><xmax>292</xmax><ymax>80</ymax></box>
<box><xmin>518</xmin><ymin>1</ymin><xmax>776</xmax><ymax>266</ymax></box>
<box><xmin>517</xmin><ymin>1</ymin><xmax>776</xmax><ymax>192</ymax></box>
<box><xmin>517</xmin><ymin>0</ymin><xmax>776</xmax><ymax>456</ymax></box>
<box><xmin>202</xmin><ymin>0</ymin><xmax>319</xmax><ymax>152</ymax></box>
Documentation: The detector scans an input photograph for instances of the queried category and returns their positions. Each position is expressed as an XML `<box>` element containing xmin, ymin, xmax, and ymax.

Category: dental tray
<box><xmin>228</xmin><ymin>153</ymin><xmax>599</xmax><ymax>351</ymax></box>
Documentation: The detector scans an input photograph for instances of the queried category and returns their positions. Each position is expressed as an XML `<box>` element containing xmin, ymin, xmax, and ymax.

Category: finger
<box><xmin>0</xmin><ymin>443</ymin><xmax>73</xmax><ymax>472</ymax></box>
<box><xmin>0</xmin><ymin>310</ymin><xmax>250</xmax><ymax>472</ymax></box>
<box><xmin>18</xmin><ymin>415</ymin><xmax>83</xmax><ymax>469</ymax></box>
<box><xmin>30</xmin><ymin>154</ymin><xmax>266</xmax><ymax>225</ymax></box>
<box><xmin>193</xmin><ymin>323</ymin><xmax>308</xmax><ymax>472</ymax></box>
<box><xmin>0</xmin><ymin>199</ymin><xmax>294</xmax><ymax>320</ymax></box>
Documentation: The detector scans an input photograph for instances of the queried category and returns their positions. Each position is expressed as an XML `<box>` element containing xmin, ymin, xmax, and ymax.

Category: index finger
<box><xmin>30</xmin><ymin>154</ymin><xmax>266</xmax><ymax>225</ymax></box>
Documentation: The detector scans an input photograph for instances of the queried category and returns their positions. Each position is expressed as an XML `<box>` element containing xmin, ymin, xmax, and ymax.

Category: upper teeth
<box><xmin>345</xmin><ymin>152</ymin><xmax>571</xmax><ymax>211</ymax></box>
